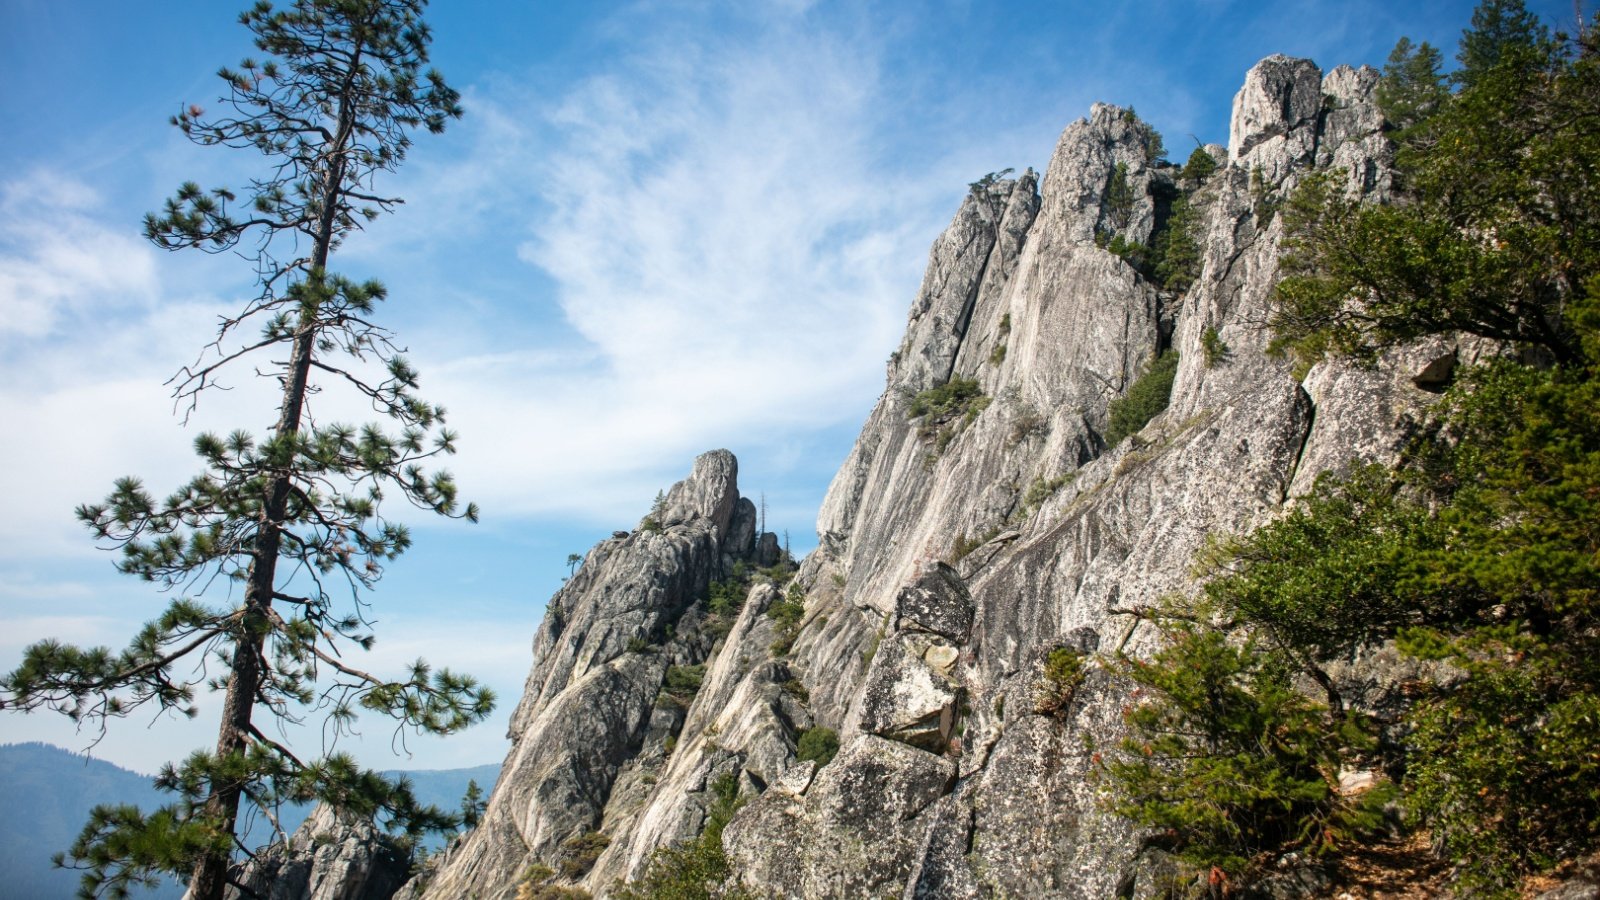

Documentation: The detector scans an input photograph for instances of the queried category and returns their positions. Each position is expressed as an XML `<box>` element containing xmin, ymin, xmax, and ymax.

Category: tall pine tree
<box><xmin>0</xmin><ymin>3</ymin><xmax>493</xmax><ymax>898</ymax></box>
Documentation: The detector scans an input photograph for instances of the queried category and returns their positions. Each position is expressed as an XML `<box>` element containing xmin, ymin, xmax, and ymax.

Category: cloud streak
<box><xmin>359</xmin><ymin>5</ymin><xmax>990</xmax><ymax>523</ymax></box>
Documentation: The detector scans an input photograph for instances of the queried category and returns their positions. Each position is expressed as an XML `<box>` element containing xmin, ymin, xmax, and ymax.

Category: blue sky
<box><xmin>0</xmin><ymin>0</ymin><xmax>1582</xmax><ymax>775</ymax></box>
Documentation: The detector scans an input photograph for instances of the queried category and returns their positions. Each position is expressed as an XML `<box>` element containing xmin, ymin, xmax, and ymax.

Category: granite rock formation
<box><xmin>219</xmin><ymin>804</ymin><xmax>410</xmax><ymax>900</ymax></box>
<box><xmin>402</xmin><ymin>54</ymin><xmax>1447</xmax><ymax>899</ymax></box>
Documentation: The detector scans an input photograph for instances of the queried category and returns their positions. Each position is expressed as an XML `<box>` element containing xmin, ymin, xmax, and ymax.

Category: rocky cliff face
<box><xmin>219</xmin><ymin>804</ymin><xmax>410</xmax><ymax>900</ymax></box>
<box><xmin>403</xmin><ymin>55</ymin><xmax>1449</xmax><ymax>899</ymax></box>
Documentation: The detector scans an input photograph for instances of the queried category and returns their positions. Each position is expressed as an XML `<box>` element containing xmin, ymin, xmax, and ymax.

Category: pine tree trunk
<box><xmin>186</xmin><ymin>82</ymin><xmax>354</xmax><ymax>898</ymax></box>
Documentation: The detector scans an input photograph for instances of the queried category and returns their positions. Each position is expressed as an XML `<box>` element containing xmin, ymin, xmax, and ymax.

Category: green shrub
<box><xmin>988</xmin><ymin>343</ymin><xmax>1006</xmax><ymax>366</ymax></box>
<box><xmin>1179</xmin><ymin>146</ymin><xmax>1217</xmax><ymax>182</ymax></box>
<box><xmin>796</xmin><ymin>726</ymin><xmax>840</xmax><ymax>767</ymax></box>
<box><xmin>765</xmin><ymin>593</ymin><xmax>805</xmax><ymax>658</ymax></box>
<box><xmin>614</xmin><ymin>774</ymin><xmax>752</xmax><ymax>900</ymax></box>
<box><xmin>1099</xmin><ymin>610</ymin><xmax>1392</xmax><ymax>882</ymax></box>
<box><xmin>1106</xmin><ymin>234</ymin><xmax>1151</xmax><ymax>274</ymax></box>
<box><xmin>1104</xmin><ymin>351</ymin><xmax>1179</xmax><ymax>446</ymax></box>
<box><xmin>1198</xmin><ymin>465</ymin><xmax>1441</xmax><ymax>669</ymax></box>
<box><xmin>516</xmin><ymin>862</ymin><xmax>594</xmax><ymax>900</ymax></box>
<box><xmin>1034</xmin><ymin>647</ymin><xmax>1086</xmax><ymax>715</ymax></box>
<box><xmin>766</xmin><ymin>598</ymin><xmax>804</xmax><ymax>629</ymax></box>
<box><xmin>1021</xmin><ymin>473</ymin><xmax>1074</xmax><ymax>510</ymax></box>
<box><xmin>557</xmin><ymin>831</ymin><xmax>610</xmax><ymax>880</ymax></box>
<box><xmin>662</xmin><ymin>665</ymin><xmax>706</xmax><ymax>703</ymax></box>
<box><xmin>1250</xmin><ymin>165</ymin><xmax>1279</xmax><ymax>226</ymax></box>
<box><xmin>907</xmin><ymin>377</ymin><xmax>983</xmax><ymax>420</ymax></box>
<box><xmin>947</xmin><ymin>525</ymin><xmax>1001</xmax><ymax>564</ymax></box>
<box><xmin>861</xmin><ymin>630</ymin><xmax>882</xmax><ymax>667</ymax></box>
<box><xmin>1199</xmin><ymin>326</ymin><xmax>1229</xmax><ymax>367</ymax></box>
<box><xmin>707</xmin><ymin>576</ymin><xmax>747</xmax><ymax>618</ymax></box>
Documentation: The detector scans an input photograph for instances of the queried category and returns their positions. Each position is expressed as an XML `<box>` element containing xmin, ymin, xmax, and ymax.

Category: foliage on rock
<box><xmin>1104</xmin><ymin>351</ymin><xmax>1179</xmax><ymax>447</ymax></box>
<box><xmin>1104</xmin><ymin>7</ymin><xmax>1600</xmax><ymax>894</ymax></box>
<box><xmin>614</xmin><ymin>773</ymin><xmax>753</xmax><ymax>900</ymax></box>
<box><xmin>796</xmin><ymin>727</ymin><xmax>840</xmax><ymax>767</ymax></box>
<box><xmin>1100</xmin><ymin>606</ymin><xmax>1393</xmax><ymax>881</ymax></box>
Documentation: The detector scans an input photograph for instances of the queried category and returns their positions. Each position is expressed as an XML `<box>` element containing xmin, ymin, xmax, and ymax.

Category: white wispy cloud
<box><xmin>355</xmin><ymin>4</ymin><xmax>996</xmax><ymax>523</ymax></box>
<box><xmin>0</xmin><ymin>173</ymin><xmax>159</xmax><ymax>341</ymax></box>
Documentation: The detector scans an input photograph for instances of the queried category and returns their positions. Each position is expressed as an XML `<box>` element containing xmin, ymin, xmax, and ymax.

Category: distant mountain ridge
<box><xmin>0</xmin><ymin>742</ymin><xmax>498</xmax><ymax>900</ymax></box>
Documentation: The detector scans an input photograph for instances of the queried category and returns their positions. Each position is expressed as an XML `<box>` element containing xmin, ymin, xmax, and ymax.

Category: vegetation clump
<box><xmin>1101</xmin><ymin>5</ymin><xmax>1600</xmax><ymax>893</ymax></box>
<box><xmin>947</xmin><ymin>525</ymin><xmax>1004</xmax><ymax>564</ymax></box>
<box><xmin>796</xmin><ymin>727</ymin><xmax>840</xmax><ymax>767</ymax></box>
<box><xmin>1104</xmin><ymin>352</ymin><xmax>1179</xmax><ymax>447</ymax></box>
<box><xmin>640</xmin><ymin>490</ymin><xmax>668</xmax><ymax>534</ymax></box>
<box><xmin>1099</xmin><ymin>605</ymin><xmax>1394</xmax><ymax>881</ymax></box>
<box><xmin>614</xmin><ymin>773</ymin><xmax>753</xmax><ymax>900</ymax></box>
<box><xmin>1021</xmin><ymin>472</ymin><xmax>1075</xmax><ymax>511</ymax></box>
<box><xmin>1199</xmin><ymin>326</ymin><xmax>1229</xmax><ymax>367</ymax></box>
<box><xmin>907</xmin><ymin>377</ymin><xmax>985</xmax><ymax>420</ymax></box>
<box><xmin>1034</xmin><ymin>647</ymin><xmax>1086</xmax><ymax>715</ymax></box>
<box><xmin>766</xmin><ymin>581</ymin><xmax>807</xmax><ymax>656</ymax></box>
<box><xmin>557</xmin><ymin>830</ymin><xmax>611</xmax><ymax>880</ymax></box>
<box><xmin>659</xmin><ymin>665</ymin><xmax>707</xmax><ymax>707</ymax></box>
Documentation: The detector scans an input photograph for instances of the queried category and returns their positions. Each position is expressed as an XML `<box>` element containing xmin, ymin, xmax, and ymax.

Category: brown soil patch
<box><xmin>1325</xmin><ymin>831</ymin><xmax>1451</xmax><ymax>899</ymax></box>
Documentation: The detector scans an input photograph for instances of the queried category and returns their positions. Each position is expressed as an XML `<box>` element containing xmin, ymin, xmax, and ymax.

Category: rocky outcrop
<box><xmin>408</xmin><ymin>449</ymin><xmax>774</xmax><ymax>899</ymax></box>
<box><xmin>220</xmin><ymin>804</ymin><xmax>409</xmax><ymax>900</ymax></box>
<box><xmin>396</xmin><ymin>53</ymin><xmax>1443</xmax><ymax>899</ymax></box>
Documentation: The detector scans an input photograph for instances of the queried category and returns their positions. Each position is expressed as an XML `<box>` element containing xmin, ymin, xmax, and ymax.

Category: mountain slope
<box><xmin>0</xmin><ymin>742</ymin><xmax>498</xmax><ymax>900</ymax></box>
<box><xmin>405</xmin><ymin>54</ymin><xmax>1444</xmax><ymax>899</ymax></box>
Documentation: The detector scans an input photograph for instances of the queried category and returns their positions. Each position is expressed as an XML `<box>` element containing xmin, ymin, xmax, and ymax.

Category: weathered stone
<box><xmin>857</xmin><ymin>633</ymin><xmax>961</xmax><ymax>751</ymax></box>
<box><xmin>902</xmin><ymin>794</ymin><xmax>982</xmax><ymax>900</ymax></box>
<box><xmin>221</xmin><ymin>804</ymin><xmax>408</xmax><ymax>900</ymax></box>
<box><xmin>923</xmin><ymin>644</ymin><xmax>959</xmax><ymax>675</ymax></box>
<box><xmin>382</xmin><ymin>52</ymin><xmax>1465</xmax><ymax>900</ymax></box>
<box><xmin>407</xmin><ymin>451</ymin><xmax>765</xmax><ymax>900</ymax></box>
<box><xmin>1230</xmin><ymin>54</ymin><xmax>1322</xmax><ymax>179</ymax></box>
<box><xmin>894</xmin><ymin>563</ymin><xmax>974</xmax><ymax>640</ymax></box>
<box><xmin>724</xmin><ymin>735</ymin><xmax>955</xmax><ymax>899</ymax></box>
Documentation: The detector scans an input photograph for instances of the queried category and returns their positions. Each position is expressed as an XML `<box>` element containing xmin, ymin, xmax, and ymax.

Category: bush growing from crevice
<box><xmin>516</xmin><ymin>863</ymin><xmax>594</xmax><ymax>900</ymax></box>
<box><xmin>1020</xmin><ymin>472</ymin><xmax>1075</xmax><ymax>513</ymax></box>
<box><xmin>907</xmin><ymin>377</ymin><xmax>985</xmax><ymax>421</ymax></box>
<box><xmin>614</xmin><ymin>773</ymin><xmax>753</xmax><ymax>900</ymax></box>
<box><xmin>796</xmin><ymin>727</ymin><xmax>840</xmax><ymax>767</ymax></box>
<box><xmin>557</xmin><ymin>831</ymin><xmax>610</xmax><ymax>880</ymax></box>
<box><xmin>1097</xmin><ymin>606</ymin><xmax>1393</xmax><ymax>883</ymax></box>
<box><xmin>1034</xmin><ymin>647</ymin><xmax>1087</xmax><ymax>716</ymax></box>
<box><xmin>1199</xmin><ymin>326</ymin><xmax>1230</xmax><ymax>367</ymax></box>
<box><xmin>947</xmin><ymin>525</ymin><xmax>1001</xmax><ymax>564</ymax></box>
<box><xmin>658</xmin><ymin>665</ymin><xmax>706</xmax><ymax>708</ymax></box>
<box><xmin>1104</xmin><ymin>352</ymin><xmax>1179</xmax><ymax>447</ymax></box>
<box><xmin>766</xmin><ymin>585</ymin><xmax>806</xmax><ymax>657</ymax></box>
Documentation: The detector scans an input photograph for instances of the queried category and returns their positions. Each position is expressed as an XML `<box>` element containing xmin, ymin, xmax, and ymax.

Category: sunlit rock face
<box><xmin>399</xmin><ymin>55</ymin><xmax>1444</xmax><ymax>899</ymax></box>
<box><xmin>221</xmin><ymin>804</ymin><xmax>409</xmax><ymax>900</ymax></box>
